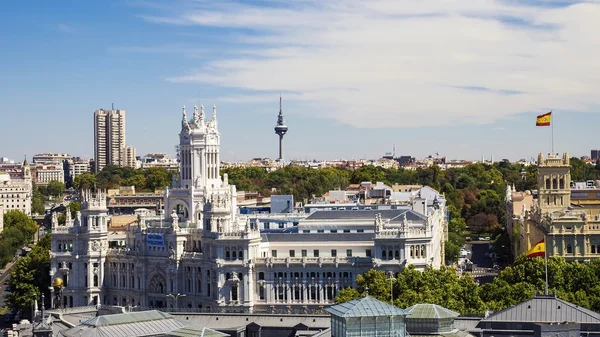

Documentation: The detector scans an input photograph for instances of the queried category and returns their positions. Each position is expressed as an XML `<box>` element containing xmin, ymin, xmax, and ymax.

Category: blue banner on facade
<box><xmin>147</xmin><ymin>233</ymin><xmax>165</xmax><ymax>248</ymax></box>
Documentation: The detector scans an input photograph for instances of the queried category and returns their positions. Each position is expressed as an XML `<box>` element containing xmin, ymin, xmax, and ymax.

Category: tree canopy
<box><xmin>7</xmin><ymin>234</ymin><xmax>50</xmax><ymax>315</ymax></box>
<box><xmin>74</xmin><ymin>166</ymin><xmax>176</xmax><ymax>192</ymax></box>
<box><xmin>337</xmin><ymin>255</ymin><xmax>600</xmax><ymax>314</ymax></box>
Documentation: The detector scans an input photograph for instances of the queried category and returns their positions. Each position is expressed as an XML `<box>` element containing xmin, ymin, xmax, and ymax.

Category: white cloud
<box><xmin>143</xmin><ymin>0</ymin><xmax>600</xmax><ymax>128</ymax></box>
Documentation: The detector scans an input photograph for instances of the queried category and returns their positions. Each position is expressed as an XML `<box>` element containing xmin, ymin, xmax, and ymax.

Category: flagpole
<box><xmin>551</xmin><ymin>110</ymin><xmax>554</xmax><ymax>154</ymax></box>
<box><xmin>544</xmin><ymin>239</ymin><xmax>549</xmax><ymax>295</ymax></box>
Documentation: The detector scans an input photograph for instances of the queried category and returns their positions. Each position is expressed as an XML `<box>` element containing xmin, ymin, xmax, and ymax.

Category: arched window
<box><xmin>592</xmin><ymin>245</ymin><xmax>596</xmax><ymax>254</ymax></box>
<box><xmin>546</xmin><ymin>179</ymin><xmax>551</xmax><ymax>189</ymax></box>
<box><xmin>395</xmin><ymin>250</ymin><xmax>400</xmax><ymax>259</ymax></box>
<box><xmin>232</xmin><ymin>251</ymin><xmax>237</xmax><ymax>260</ymax></box>
<box><xmin>388</xmin><ymin>250</ymin><xmax>393</xmax><ymax>260</ymax></box>
<box><xmin>226</xmin><ymin>273</ymin><xmax>231</xmax><ymax>280</ymax></box>
<box><xmin>421</xmin><ymin>245</ymin><xmax>425</xmax><ymax>257</ymax></box>
<box><xmin>93</xmin><ymin>275</ymin><xmax>98</xmax><ymax>287</ymax></box>
<box><xmin>410</xmin><ymin>246</ymin><xmax>414</xmax><ymax>258</ymax></box>
<box><xmin>559</xmin><ymin>178</ymin><xmax>565</xmax><ymax>189</ymax></box>
<box><xmin>239</xmin><ymin>251</ymin><xmax>243</xmax><ymax>259</ymax></box>
<box><xmin>382</xmin><ymin>250</ymin><xmax>387</xmax><ymax>259</ymax></box>
<box><xmin>225</xmin><ymin>251</ymin><xmax>230</xmax><ymax>260</ymax></box>
<box><xmin>259</xmin><ymin>272</ymin><xmax>265</xmax><ymax>280</ymax></box>
<box><xmin>567</xmin><ymin>244</ymin><xmax>573</xmax><ymax>254</ymax></box>
<box><xmin>553</xmin><ymin>179</ymin><xmax>558</xmax><ymax>189</ymax></box>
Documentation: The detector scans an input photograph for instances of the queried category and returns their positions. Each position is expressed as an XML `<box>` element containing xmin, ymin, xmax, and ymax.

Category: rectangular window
<box><xmin>343</xmin><ymin>229</ymin><xmax>350</xmax><ymax>233</ymax></box>
<box><xmin>272</xmin><ymin>250</ymin><xmax>278</xmax><ymax>257</ymax></box>
<box><xmin>278</xmin><ymin>223</ymin><xmax>285</xmax><ymax>229</ymax></box>
<box><xmin>331</xmin><ymin>249</ymin><xmax>337</xmax><ymax>257</ymax></box>
<box><xmin>302</xmin><ymin>249</ymin><xmax>307</xmax><ymax>257</ymax></box>
<box><xmin>366</xmin><ymin>249</ymin><xmax>372</xmax><ymax>257</ymax></box>
<box><xmin>289</xmin><ymin>250</ymin><xmax>295</xmax><ymax>257</ymax></box>
<box><xmin>317</xmin><ymin>230</ymin><xmax>324</xmax><ymax>233</ymax></box>
<box><xmin>346</xmin><ymin>249</ymin><xmax>352</xmax><ymax>257</ymax></box>
<box><xmin>357</xmin><ymin>229</ymin><xmax>364</xmax><ymax>233</ymax></box>
<box><xmin>314</xmin><ymin>250</ymin><xmax>319</xmax><ymax>257</ymax></box>
<box><xmin>330</xmin><ymin>230</ymin><xmax>338</xmax><ymax>233</ymax></box>
<box><xmin>303</xmin><ymin>230</ymin><xmax>310</xmax><ymax>233</ymax></box>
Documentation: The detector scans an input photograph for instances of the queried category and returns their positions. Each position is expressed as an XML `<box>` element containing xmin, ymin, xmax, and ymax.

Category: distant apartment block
<box><xmin>592</xmin><ymin>149</ymin><xmax>600</xmax><ymax>161</ymax></box>
<box><xmin>122</xmin><ymin>145</ymin><xmax>136</xmax><ymax>168</ymax></box>
<box><xmin>138</xmin><ymin>153</ymin><xmax>179</xmax><ymax>170</ymax></box>
<box><xmin>65</xmin><ymin>157</ymin><xmax>91</xmax><ymax>185</ymax></box>
<box><xmin>34</xmin><ymin>162</ymin><xmax>65</xmax><ymax>185</ymax></box>
<box><xmin>94</xmin><ymin>108</ymin><xmax>130</xmax><ymax>172</ymax></box>
<box><xmin>0</xmin><ymin>160</ymin><xmax>32</xmax><ymax>216</ymax></box>
<box><xmin>32</xmin><ymin>153</ymin><xmax>72</xmax><ymax>164</ymax></box>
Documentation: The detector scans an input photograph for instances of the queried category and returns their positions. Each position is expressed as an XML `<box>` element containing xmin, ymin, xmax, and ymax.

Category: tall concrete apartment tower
<box><xmin>274</xmin><ymin>96</ymin><xmax>288</xmax><ymax>162</ymax></box>
<box><xmin>93</xmin><ymin>108</ymin><xmax>127</xmax><ymax>173</ymax></box>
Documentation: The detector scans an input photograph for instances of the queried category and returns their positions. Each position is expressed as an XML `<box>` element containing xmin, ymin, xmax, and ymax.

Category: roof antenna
<box><xmin>112</xmin><ymin>103</ymin><xmax>114</xmax><ymax>110</ymax></box>
<box><xmin>279</xmin><ymin>93</ymin><xmax>282</xmax><ymax>113</ymax></box>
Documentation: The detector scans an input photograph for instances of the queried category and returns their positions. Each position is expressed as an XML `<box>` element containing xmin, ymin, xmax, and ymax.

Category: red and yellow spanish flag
<box><xmin>536</xmin><ymin>112</ymin><xmax>552</xmax><ymax>126</ymax></box>
<box><xmin>527</xmin><ymin>239</ymin><xmax>545</xmax><ymax>258</ymax></box>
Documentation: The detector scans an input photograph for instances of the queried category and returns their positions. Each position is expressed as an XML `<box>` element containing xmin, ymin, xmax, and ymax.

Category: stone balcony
<box><xmin>254</xmin><ymin>256</ymin><xmax>372</xmax><ymax>268</ymax></box>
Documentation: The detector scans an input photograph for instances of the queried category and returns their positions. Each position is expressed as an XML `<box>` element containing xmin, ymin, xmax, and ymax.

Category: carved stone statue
<box><xmin>171</xmin><ymin>209</ymin><xmax>179</xmax><ymax>230</ymax></box>
<box><xmin>193</xmin><ymin>105</ymin><xmax>200</xmax><ymax>125</ymax></box>
<box><xmin>245</xmin><ymin>217</ymin><xmax>251</xmax><ymax>233</ymax></box>
<box><xmin>375</xmin><ymin>213</ymin><xmax>382</xmax><ymax>232</ymax></box>
<box><xmin>51</xmin><ymin>212</ymin><xmax>58</xmax><ymax>228</ymax></box>
<box><xmin>65</xmin><ymin>209</ymin><xmax>72</xmax><ymax>224</ymax></box>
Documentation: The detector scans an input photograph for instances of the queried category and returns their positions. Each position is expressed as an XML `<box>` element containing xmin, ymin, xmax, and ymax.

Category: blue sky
<box><xmin>1</xmin><ymin>0</ymin><xmax>599</xmax><ymax>163</ymax></box>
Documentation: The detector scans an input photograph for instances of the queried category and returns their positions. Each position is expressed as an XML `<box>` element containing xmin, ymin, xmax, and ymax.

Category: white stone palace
<box><xmin>50</xmin><ymin>105</ymin><xmax>448</xmax><ymax>312</ymax></box>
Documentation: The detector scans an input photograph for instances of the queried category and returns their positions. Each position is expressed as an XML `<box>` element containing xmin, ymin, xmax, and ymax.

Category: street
<box><xmin>460</xmin><ymin>241</ymin><xmax>499</xmax><ymax>284</ymax></box>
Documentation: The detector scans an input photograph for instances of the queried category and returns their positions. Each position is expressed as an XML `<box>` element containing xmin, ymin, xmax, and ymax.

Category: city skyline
<box><xmin>1</xmin><ymin>1</ymin><xmax>600</xmax><ymax>162</ymax></box>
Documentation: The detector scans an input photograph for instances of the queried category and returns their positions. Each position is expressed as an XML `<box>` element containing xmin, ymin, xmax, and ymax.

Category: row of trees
<box><xmin>74</xmin><ymin>166</ymin><xmax>176</xmax><ymax>192</ymax></box>
<box><xmin>336</xmin><ymin>255</ymin><xmax>600</xmax><ymax>314</ymax></box>
<box><xmin>7</xmin><ymin>234</ymin><xmax>50</xmax><ymax>314</ymax></box>
<box><xmin>0</xmin><ymin>210</ymin><xmax>38</xmax><ymax>267</ymax></box>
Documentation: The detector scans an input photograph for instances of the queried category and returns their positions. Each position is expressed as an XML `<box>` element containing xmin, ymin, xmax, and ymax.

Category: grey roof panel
<box><xmin>262</xmin><ymin>233</ymin><xmax>375</xmax><ymax>242</ymax></box>
<box><xmin>406</xmin><ymin>304</ymin><xmax>460</xmax><ymax>319</ymax></box>
<box><xmin>305</xmin><ymin>210</ymin><xmax>405</xmax><ymax>220</ymax></box>
<box><xmin>483</xmin><ymin>295</ymin><xmax>600</xmax><ymax>323</ymax></box>
<box><xmin>326</xmin><ymin>296</ymin><xmax>410</xmax><ymax>318</ymax></box>
<box><xmin>304</xmin><ymin>209</ymin><xmax>427</xmax><ymax>222</ymax></box>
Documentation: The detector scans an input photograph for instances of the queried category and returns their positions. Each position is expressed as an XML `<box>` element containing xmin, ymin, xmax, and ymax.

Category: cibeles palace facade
<box><xmin>50</xmin><ymin>105</ymin><xmax>448</xmax><ymax>312</ymax></box>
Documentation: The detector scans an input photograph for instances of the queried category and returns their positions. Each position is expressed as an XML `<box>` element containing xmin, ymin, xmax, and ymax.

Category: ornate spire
<box><xmin>193</xmin><ymin>105</ymin><xmax>199</xmax><ymax>125</ymax></box>
<box><xmin>199</xmin><ymin>105</ymin><xmax>205</xmax><ymax>124</ymax></box>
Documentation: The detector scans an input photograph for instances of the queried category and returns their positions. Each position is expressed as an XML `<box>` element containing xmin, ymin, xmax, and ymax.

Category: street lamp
<box><xmin>388</xmin><ymin>272</ymin><xmax>395</xmax><ymax>305</ymax></box>
<box><xmin>166</xmin><ymin>293</ymin><xmax>186</xmax><ymax>310</ymax></box>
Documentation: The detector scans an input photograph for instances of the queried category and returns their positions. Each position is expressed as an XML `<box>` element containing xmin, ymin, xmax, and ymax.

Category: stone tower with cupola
<box><xmin>537</xmin><ymin>152</ymin><xmax>571</xmax><ymax>213</ymax></box>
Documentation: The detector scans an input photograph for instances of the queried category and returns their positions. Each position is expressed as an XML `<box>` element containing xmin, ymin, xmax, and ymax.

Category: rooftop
<box><xmin>406</xmin><ymin>304</ymin><xmax>460</xmax><ymax>319</ymax></box>
<box><xmin>482</xmin><ymin>295</ymin><xmax>600</xmax><ymax>323</ymax></box>
<box><xmin>326</xmin><ymin>296</ymin><xmax>410</xmax><ymax>318</ymax></box>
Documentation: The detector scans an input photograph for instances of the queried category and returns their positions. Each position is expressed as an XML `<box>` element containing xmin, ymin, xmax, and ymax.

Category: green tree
<box><xmin>350</xmin><ymin>166</ymin><xmax>386</xmax><ymax>184</ymax></box>
<box><xmin>335</xmin><ymin>287</ymin><xmax>361</xmax><ymax>303</ymax></box>
<box><xmin>3</xmin><ymin>210</ymin><xmax>38</xmax><ymax>241</ymax></box>
<box><xmin>145</xmin><ymin>167</ymin><xmax>173</xmax><ymax>191</ymax></box>
<box><xmin>46</xmin><ymin>180</ymin><xmax>66</xmax><ymax>197</ymax></box>
<box><xmin>73</xmin><ymin>173</ymin><xmax>97</xmax><ymax>190</ymax></box>
<box><xmin>68</xmin><ymin>201</ymin><xmax>81</xmax><ymax>218</ymax></box>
